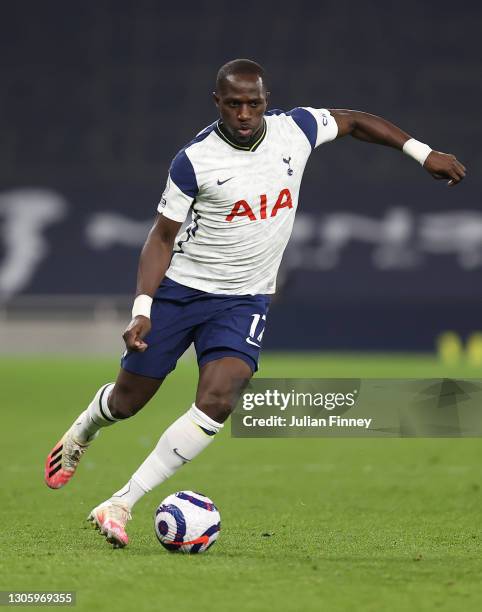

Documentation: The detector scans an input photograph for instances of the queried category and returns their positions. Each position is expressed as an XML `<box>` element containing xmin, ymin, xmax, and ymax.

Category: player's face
<box><xmin>213</xmin><ymin>74</ymin><xmax>269</xmax><ymax>144</ymax></box>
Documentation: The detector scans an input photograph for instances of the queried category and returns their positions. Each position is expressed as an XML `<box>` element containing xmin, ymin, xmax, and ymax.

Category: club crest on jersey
<box><xmin>225</xmin><ymin>188</ymin><xmax>293</xmax><ymax>222</ymax></box>
<box><xmin>283</xmin><ymin>156</ymin><xmax>293</xmax><ymax>176</ymax></box>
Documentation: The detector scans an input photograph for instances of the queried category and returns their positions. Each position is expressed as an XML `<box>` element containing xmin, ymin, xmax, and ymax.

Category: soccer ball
<box><xmin>154</xmin><ymin>491</ymin><xmax>221</xmax><ymax>553</ymax></box>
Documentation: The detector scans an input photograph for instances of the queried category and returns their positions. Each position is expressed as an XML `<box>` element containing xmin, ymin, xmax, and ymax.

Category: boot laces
<box><xmin>63</xmin><ymin>436</ymin><xmax>88</xmax><ymax>471</ymax></box>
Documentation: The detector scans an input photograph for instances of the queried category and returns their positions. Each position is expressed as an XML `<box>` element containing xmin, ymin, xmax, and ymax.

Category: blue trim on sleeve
<box><xmin>287</xmin><ymin>107</ymin><xmax>317</xmax><ymax>149</ymax></box>
<box><xmin>169</xmin><ymin>150</ymin><xmax>198</xmax><ymax>198</ymax></box>
<box><xmin>169</xmin><ymin>122</ymin><xmax>216</xmax><ymax>198</ymax></box>
<box><xmin>265</xmin><ymin>108</ymin><xmax>285</xmax><ymax>116</ymax></box>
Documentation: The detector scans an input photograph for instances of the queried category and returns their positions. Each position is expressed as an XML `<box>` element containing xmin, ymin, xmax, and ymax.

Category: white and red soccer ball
<box><xmin>154</xmin><ymin>491</ymin><xmax>221</xmax><ymax>554</ymax></box>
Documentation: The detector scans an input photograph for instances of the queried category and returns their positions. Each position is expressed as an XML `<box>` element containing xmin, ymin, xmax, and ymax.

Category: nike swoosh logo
<box><xmin>217</xmin><ymin>177</ymin><xmax>234</xmax><ymax>185</ymax></box>
<box><xmin>173</xmin><ymin>448</ymin><xmax>191</xmax><ymax>463</ymax></box>
<box><xmin>246</xmin><ymin>337</ymin><xmax>261</xmax><ymax>348</ymax></box>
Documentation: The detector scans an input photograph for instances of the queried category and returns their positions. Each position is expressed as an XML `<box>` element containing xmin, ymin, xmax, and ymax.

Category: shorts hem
<box><xmin>198</xmin><ymin>349</ymin><xmax>257</xmax><ymax>373</ymax></box>
<box><xmin>120</xmin><ymin>360</ymin><xmax>174</xmax><ymax>380</ymax></box>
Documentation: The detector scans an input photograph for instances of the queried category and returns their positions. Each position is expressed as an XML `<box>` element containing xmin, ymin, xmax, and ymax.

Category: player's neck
<box><xmin>217</xmin><ymin>120</ymin><xmax>266</xmax><ymax>150</ymax></box>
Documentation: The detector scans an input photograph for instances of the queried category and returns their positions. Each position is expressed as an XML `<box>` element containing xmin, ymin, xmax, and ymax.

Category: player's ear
<box><xmin>265</xmin><ymin>90</ymin><xmax>270</xmax><ymax>104</ymax></box>
<box><xmin>212</xmin><ymin>92</ymin><xmax>220</xmax><ymax>107</ymax></box>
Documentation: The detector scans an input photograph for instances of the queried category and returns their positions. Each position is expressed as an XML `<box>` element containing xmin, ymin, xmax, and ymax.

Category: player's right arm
<box><xmin>123</xmin><ymin>145</ymin><xmax>199</xmax><ymax>351</ymax></box>
<box><xmin>122</xmin><ymin>214</ymin><xmax>181</xmax><ymax>352</ymax></box>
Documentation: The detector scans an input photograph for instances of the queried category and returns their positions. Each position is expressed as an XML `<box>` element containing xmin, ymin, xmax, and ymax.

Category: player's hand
<box><xmin>423</xmin><ymin>151</ymin><xmax>466</xmax><ymax>186</ymax></box>
<box><xmin>122</xmin><ymin>315</ymin><xmax>151</xmax><ymax>352</ymax></box>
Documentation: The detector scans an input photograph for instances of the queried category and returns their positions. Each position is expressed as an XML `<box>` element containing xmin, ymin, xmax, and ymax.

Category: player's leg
<box><xmin>96</xmin><ymin>293</ymin><xmax>266</xmax><ymax>515</ymax></box>
<box><xmin>88</xmin><ymin>280</ymin><xmax>265</xmax><ymax>547</ymax></box>
<box><xmin>74</xmin><ymin>367</ymin><xmax>164</xmax><ymax>437</ymax></box>
<box><xmin>91</xmin><ymin>356</ymin><xmax>251</xmax><ymax>547</ymax></box>
<box><xmin>195</xmin><ymin>356</ymin><xmax>252</xmax><ymax>422</ymax></box>
<box><xmin>44</xmin><ymin>369</ymin><xmax>163</xmax><ymax>489</ymax></box>
<box><xmin>109</xmin><ymin>356</ymin><xmax>251</xmax><ymax>506</ymax></box>
<box><xmin>45</xmin><ymin>280</ymin><xmax>197</xmax><ymax>490</ymax></box>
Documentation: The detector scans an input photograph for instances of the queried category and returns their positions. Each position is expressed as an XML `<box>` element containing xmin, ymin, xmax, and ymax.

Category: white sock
<box><xmin>109</xmin><ymin>404</ymin><xmax>223</xmax><ymax>510</ymax></box>
<box><xmin>108</xmin><ymin>479</ymin><xmax>146</xmax><ymax>509</ymax></box>
<box><xmin>71</xmin><ymin>383</ymin><xmax>119</xmax><ymax>444</ymax></box>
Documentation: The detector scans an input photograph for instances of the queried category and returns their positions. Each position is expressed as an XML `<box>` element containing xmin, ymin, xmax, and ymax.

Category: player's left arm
<box><xmin>329</xmin><ymin>109</ymin><xmax>466</xmax><ymax>186</ymax></box>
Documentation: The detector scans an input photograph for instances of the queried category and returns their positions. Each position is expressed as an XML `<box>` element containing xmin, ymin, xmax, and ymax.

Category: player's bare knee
<box><xmin>108</xmin><ymin>385</ymin><xmax>146</xmax><ymax>419</ymax></box>
<box><xmin>196</xmin><ymin>392</ymin><xmax>235</xmax><ymax>423</ymax></box>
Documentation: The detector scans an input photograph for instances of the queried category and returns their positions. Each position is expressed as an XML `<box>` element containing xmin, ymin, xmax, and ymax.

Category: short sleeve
<box><xmin>306</xmin><ymin>108</ymin><xmax>338</xmax><ymax>147</ymax></box>
<box><xmin>157</xmin><ymin>150</ymin><xmax>199</xmax><ymax>222</ymax></box>
<box><xmin>288</xmin><ymin>107</ymin><xmax>338</xmax><ymax>148</ymax></box>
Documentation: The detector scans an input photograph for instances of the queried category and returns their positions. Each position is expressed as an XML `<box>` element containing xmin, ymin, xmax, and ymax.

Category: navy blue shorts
<box><xmin>121</xmin><ymin>277</ymin><xmax>270</xmax><ymax>379</ymax></box>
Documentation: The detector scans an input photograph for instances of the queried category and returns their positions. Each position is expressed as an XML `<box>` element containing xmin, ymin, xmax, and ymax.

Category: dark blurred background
<box><xmin>0</xmin><ymin>0</ymin><xmax>480</xmax><ymax>351</ymax></box>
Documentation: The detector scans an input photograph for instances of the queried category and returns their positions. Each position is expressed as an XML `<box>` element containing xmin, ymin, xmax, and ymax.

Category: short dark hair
<box><xmin>215</xmin><ymin>59</ymin><xmax>267</xmax><ymax>93</ymax></box>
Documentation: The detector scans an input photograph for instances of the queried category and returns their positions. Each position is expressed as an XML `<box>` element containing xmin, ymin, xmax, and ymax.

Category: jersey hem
<box><xmin>164</xmin><ymin>271</ymin><xmax>275</xmax><ymax>297</ymax></box>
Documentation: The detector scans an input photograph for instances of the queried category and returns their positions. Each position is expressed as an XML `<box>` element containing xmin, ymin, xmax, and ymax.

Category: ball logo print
<box><xmin>154</xmin><ymin>491</ymin><xmax>221</xmax><ymax>553</ymax></box>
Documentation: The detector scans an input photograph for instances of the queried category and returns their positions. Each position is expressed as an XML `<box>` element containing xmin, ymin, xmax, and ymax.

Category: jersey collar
<box><xmin>214</xmin><ymin>120</ymin><xmax>267</xmax><ymax>152</ymax></box>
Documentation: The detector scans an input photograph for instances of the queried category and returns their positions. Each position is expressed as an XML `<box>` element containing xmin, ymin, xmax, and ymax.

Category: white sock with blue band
<box><xmin>110</xmin><ymin>404</ymin><xmax>223</xmax><ymax>509</ymax></box>
<box><xmin>71</xmin><ymin>383</ymin><xmax>119</xmax><ymax>444</ymax></box>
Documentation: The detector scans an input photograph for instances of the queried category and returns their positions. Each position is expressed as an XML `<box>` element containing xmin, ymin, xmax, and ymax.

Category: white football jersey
<box><xmin>158</xmin><ymin>107</ymin><xmax>338</xmax><ymax>295</ymax></box>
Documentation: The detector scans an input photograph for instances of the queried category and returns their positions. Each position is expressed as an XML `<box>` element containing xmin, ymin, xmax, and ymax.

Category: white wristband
<box><xmin>132</xmin><ymin>294</ymin><xmax>153</xmax><ymax>319</ymax></box>
<box><xmin>402</xmin><ymin>138</ymin><xmax>432</xmax><ymax>166</ymax></box>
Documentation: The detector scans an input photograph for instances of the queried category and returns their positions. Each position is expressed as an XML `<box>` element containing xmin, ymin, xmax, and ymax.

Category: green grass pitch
<box><xmin>1</xmin><ymin>354</ymin><xmax>481</xmax><ymax>611</ymax></box>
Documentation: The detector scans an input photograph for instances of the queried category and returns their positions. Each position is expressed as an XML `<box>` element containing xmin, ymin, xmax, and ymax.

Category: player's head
<box><xmin>213</xmin><ymin>59</ymin><xmax>270</xmax><ymax>144</ymax></box>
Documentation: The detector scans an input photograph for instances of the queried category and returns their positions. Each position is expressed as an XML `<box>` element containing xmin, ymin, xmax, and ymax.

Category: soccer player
<box><xmin>45</xmin><ymin>59</ymin><xmax>466</xmax><ymax>547</ymax></box>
